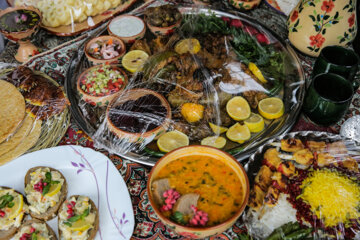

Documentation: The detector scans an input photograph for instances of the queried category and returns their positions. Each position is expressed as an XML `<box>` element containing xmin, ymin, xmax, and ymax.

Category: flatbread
<box><xmin>0</xmin><ymin>80</ymin><xmax>25</xmax><ymax>143</ymax></box>
<box><xmin>0</xmin><ymin>114</ymin><xmax>34</xmax><ymax>156</ymax></box>
<box><xmin>0</xmin><ymin>119</ymin><xmax>42</xmax><ymax>166</ymax></box>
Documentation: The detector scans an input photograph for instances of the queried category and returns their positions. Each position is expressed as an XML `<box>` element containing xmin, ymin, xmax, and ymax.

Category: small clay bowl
<box><xmin>147</xmin><ymin>145</ymin><xmax>250</xmax><ymax>239</ymax></box>
<box><xmin>0</xmin><ymin>6</ymin><xmax>41</xmax><ymax>42</ymax></box>
<box><xmin>108</xmin><ymin>15</ymin><xmax>146</xmax><ymax>44</ymax></box>
<box><xmin>229</xmin><ymin>0</ymin><xmax>262</xmax><ymax>10</ymax></box>
<box><xmin>77</xmin><ymin>65</ymin><xmax>128</xmax><ymax>106</ymax></box>
<box><xmin>85</xmin><ymin>35</ymin><xmax>126</xmax><ymax>65</ymax></box>
<box><xmin>106</xmin><ymin>88</ymin><xmax>171</xmax><ymax>143</ymax></box>
<box><xmin>145</xmin><ymin>14</ymin><xmax>182</xmax><ymax>36</ymax></box>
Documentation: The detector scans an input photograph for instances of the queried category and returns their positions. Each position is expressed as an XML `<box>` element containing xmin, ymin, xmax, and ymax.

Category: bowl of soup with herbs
<box><xmin>147</xmin><ymin>145</ymin><xmax>249</xmax><ymax>239</ymax></box>
<box><xmin>0</xmin><ymin>6</ymin><xmax>41</xmax><ymax>41</ymax></box>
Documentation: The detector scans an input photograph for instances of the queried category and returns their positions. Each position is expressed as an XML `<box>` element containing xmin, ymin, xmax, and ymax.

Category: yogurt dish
<box><xmin>108</xmin><ymin>15</ymin><xmax>146</xmax><ymax>44</ymax></box>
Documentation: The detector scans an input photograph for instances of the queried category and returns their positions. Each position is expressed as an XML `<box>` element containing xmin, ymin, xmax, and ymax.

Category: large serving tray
<box><xmin>7</xmin><ymin>0</ymin><xmax>147</xmax><ymax>36</ymax></box>
<box><xmin>65</xmin><ymin>6</ymin><xmax>306</xmax><ymax>166</ymax></box>
<box><xmin>243</xmin><ymin>131</ymin><xmax>360</xmax><ymax>239</ymax></box>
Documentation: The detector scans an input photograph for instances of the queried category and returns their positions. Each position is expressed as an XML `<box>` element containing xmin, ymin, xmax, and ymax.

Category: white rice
<box><xmin>245</xmin><ymin>193</ymin><xmax>297</xmax><ymax>239</ymax></box>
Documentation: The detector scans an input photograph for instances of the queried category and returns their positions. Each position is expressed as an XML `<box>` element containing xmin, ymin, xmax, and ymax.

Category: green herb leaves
<box><xmin>170</xmin><ymin>211</ymin><xmax>187</xmax><ymax>225</ymax></box>
<box><xmin>0</xmin><ymin>193</ymin><xmax>14</xmax><ymax>209</ymax></box>
<box><xmin>31</xmin><ymin>232</ymin><xmax>38</xmax><ymax>240</ymax></box>
<box><xmin>42</xmin><ymin>172</ymin><xmax>60</xmax><ymax>196</ymax></box>
<box><xmin>64</xmin><ymin>208</ymin><xmax>90</xmax><ymax>227</ymax></box>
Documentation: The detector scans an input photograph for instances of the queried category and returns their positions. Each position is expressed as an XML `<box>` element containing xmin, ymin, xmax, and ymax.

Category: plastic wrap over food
<box><xmin>13</xmin><ymin>0</ymin><xmax>139</xmax><ymax>34</ymax></box>
<box><xmin>0</xmin><ymin>63</ymin><xmax>70</xmax><ymax>165</ymax></box>
<box><xmin>68</xmin><ymin>4</ymin><xmax>305</xmax><ymax>160</ymax></box>
<box><xmin>244</xmin><ymin>132</ymin><xmax>360</xmax><ymax>240</ymax></box>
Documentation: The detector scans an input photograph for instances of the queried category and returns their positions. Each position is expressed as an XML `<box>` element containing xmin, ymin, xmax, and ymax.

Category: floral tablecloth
<box><xmin>0</xmin><ymin>1</ymin><xmax>359</xmax><ymax>239</ymax></box>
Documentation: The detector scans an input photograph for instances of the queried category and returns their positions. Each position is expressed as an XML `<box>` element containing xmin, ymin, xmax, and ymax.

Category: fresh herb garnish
<box><xmin>63</xmin><ymin>208</ymin><xmax>90</xmax><ymax>227</ymax></box>
<box><xmin>31</xmin><ymin>232</ymin><xmax>38</xmax><ymax>240</ymax></box>
<box><xmin>42</xmin><ymin>172</ymin><xmax>60</xmax><ymax>196</ymax></box>
<box><xmin>181</xmin><ymin>13</ymin><xmax>285</xmax><ymax>96</ymax></box>
<box><xmin>0</xmin><ymin>193</ymin><xmax>14</xmax><ymax>209</ymax></box>
<box><xmin>170</xmin><ymin>211</ymin><xmax>187</xmax><ymax>225</ymax></box>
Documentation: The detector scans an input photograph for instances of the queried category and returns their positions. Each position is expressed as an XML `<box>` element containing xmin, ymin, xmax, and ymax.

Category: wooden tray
<box><xmin>7</xmin><ymin>0</ymin><xmax>139</xmax><ymax>36</ymax></box>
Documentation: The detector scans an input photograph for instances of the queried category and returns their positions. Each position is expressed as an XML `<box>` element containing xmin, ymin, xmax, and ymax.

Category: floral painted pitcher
<box><xmin>287</xmin><ymin>0</ymin><xmax>357</xmax><ymax>57</ymax></box>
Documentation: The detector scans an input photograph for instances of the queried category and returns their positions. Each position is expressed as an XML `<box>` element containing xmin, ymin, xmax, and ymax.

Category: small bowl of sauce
<box><xmin>106</xmin><ymin>89</ymin><xmax>172</xmax><ymax>143</ymax></box>
<box><xmin>108</xmin><ymin>15</ymin><xmax>146</xmax><ymax>44</ymax></box>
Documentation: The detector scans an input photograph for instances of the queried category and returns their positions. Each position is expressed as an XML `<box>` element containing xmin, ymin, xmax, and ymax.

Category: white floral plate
<box><xmin>0</xmin><ymin>145</ymin><xmax>134</xmax><ymax>240</ymax></box>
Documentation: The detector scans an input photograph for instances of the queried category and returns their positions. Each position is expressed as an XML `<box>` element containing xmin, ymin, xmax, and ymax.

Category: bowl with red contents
<box><xmin>77</xmin><ymin>64</ymin><xmax>128</xmax><ymax>106</ymax></box>
<box><xmin>85</xmin><ymin>35</ymin><xmax>126</xmax><ymax>65</ymax></box>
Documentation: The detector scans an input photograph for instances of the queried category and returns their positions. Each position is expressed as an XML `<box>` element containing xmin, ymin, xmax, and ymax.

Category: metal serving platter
<box><xmin>244</xmin><ymin>131</ymin><xmax>344</xmax><ymax>186</ymax></box>
<box><xmin>243</xmin><ymin>131</ymin><xmax>360</xmax><ymax>239</ymax></box>
<box><xmin>65</xmin><ymin>6</ymin><xmax>306</xmax><ymax>166</ymax></box>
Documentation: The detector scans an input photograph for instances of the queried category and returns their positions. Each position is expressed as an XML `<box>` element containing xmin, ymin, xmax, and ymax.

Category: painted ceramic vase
<box><xmin>287</xmin><ymin>0</ymin><xmax>357</xmax><ymax>57</ymax></box>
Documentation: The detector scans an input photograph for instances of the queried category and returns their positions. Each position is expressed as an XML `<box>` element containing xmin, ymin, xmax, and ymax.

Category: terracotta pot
<box><xmin>287</xmin><ymin>0</ymin><xmax>358</xmax><ymax>57</ymax></box>
<box><xmin>228</xmin><ymin>0</ymin><xmax>262</xmax><ymax>10</ymax></box>
<box><xmin>77</xmin><ymin>65</ymin><xmax>128</xmax><ymax>106</ymax></box>
<box><xmin>107</xmin><ymin>15</ymin><xmax>146</xmax><ymax>44</ymax></box>
<box><xmin>146</xmin><ymin>16</ymin><xmax>182</xmax><ymax>36</ymax></box>
<box><xmin>147</xmin><ymin>145</ymin><xmax>250</xmax><ymax>239</ymax></box>
<box><xmin>106</xmin><ymin>89</ymin><xmax>171</xmax><ymax>143</ymax></box>
<box><xmin>0</xmin><ymin>6</ymin><xmax>42</xmax><ymax>62</ymax></box>
<box><xmin>84</xmin><ymin>35</ymin><xmax>126</xmax><ymax>65</ymax></box>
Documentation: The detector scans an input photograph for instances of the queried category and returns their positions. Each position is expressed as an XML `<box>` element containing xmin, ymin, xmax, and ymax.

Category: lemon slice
<box><xmin>175</xmin><ymin>38</ymin><xmax>201</xmax><ymax>55</ymax></box>
<box><xmin>209</xmin><ymin>123</ymin><xmax>228</xmax><ymax>134</ymax></box>
<box><xmin>68</xmin><ymin>219</ymin><xmax>91</xmax><ymax>232</ymax></box>
<box><xmin>45</xmin><ymin>183</ymin><xmax>62</xmax><ymax>197</ymax></box>
<box><xmin>226</xmin><ymin>96</ymin><xmax>251</xmax><ymax>121</ymax></box>
<box><xmin>258</xmin><ymin>97</ymin><xmax>284</xmax><ymax>119</ymax></box>
<box><xmin>248</xmin><ymin>62</ymin><xmax>267</xmax><ymax>83</ymax></box>
<box><xmin>8</xmin><ymin>194</ymin><xmax>24</xmax><ymax>219</ymax></box>
<box><xmin>122</xmin><ymin>50</ymin><xmax>149</xmax><ymax>73</ymax></box>
<box><xmin>226</xmin><ymin>123</ymin><xmax>251</xmax><ymax>142</ymax></box>
<box><xmin>201</xmin><ymin>136</ymin><xmax>226</xmax><ymax>149</ymax></box>
<box><xmin>157</xmin><ymin>130</ymin><xmax>189</xmax><ymax>152</ymax></box>
<box><xmin>244</xmin><ymin>113</ymin><xmax>265</xmax><ymax>133</ymax></box>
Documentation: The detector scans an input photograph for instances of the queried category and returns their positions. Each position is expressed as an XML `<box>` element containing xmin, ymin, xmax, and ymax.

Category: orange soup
<box><xmin>155</xmin><ymin>155</ymin><xmax>244</xmax><ymax>226</ymax></box>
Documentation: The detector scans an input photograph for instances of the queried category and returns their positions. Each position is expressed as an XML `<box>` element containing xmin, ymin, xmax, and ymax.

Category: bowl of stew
<box><xmin>144</xmin><ymin>5</ymin><xmax>182</xmax><ymax>36</ymax></box>
<box><xmin>147</xmin><ymin>145</ymin><xmax>249</xmax><ymax>239</ymax></box>
<box><xmin>85</xmin><ymin>35</ymin><xmax>126</xmax><ymax>65</ymax></box>
<box><xmin>106</xmin><ymin>88</ymin><xmax>172</xmax><ymax>143</ymax></box>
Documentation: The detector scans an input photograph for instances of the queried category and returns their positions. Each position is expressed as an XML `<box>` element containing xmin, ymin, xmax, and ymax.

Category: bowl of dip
<box><xmin>147</xmin><ymin>145</ymin><xmax>250</xmax><ymax>239</ymax></box>
<box><xmin>108</xmin><ymin>15</ymin><xmax>146</xmax><ymax>44</ymax></box>
<box><xmin>106</xmin><ymin>88</ymin><xmax>172</xmax><ymax>143</ymax></box>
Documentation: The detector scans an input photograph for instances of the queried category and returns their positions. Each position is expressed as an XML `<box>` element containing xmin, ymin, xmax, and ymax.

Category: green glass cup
<box><xmin>303</xmin><ymin>73</ymin><xmax>354</xmax><ymax>126</ymax></box>
<box><xmin>312</xmin><ymin>45</ymin><xmax>360</xmax><ymax>89</ymax></box>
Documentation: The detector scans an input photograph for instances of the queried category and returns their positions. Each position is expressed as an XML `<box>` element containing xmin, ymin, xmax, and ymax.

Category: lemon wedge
<box><xmin>175</xmin><ymin>38</ymin><xmax>201</xmax><ymax>55</ymax></box>
<box><xmin>244</xmin><ymin>113</ymin><xmax>265</xmax><ymax>133</ymax></box>
<box><xmin>201</xmin><ymin>136</ymin><xmax>227</xmax><ymax>149</ymax></box>
<box><xmin>157</xmin><ymin>130</ymin><xmax>189</xmax><ymax>152</ymax></box>
<box><xmin>226</xmin><ymin>123</ymin><xmax>251</xmax><ymax>143</ymax></box>
<box><xmin>248</xmin><ymin>62</ymin><xmax>267</xmax><ymax>83</ymax></box>
<box><xmin>45</xmin><ymin>183</ymin><xmax>62</xmax><ymax>197</ymax></box>
<box><xmin>68</xmin><ymin>219</ymin><xmax>91</xmax><ymax>232</ymax></box>
<box><xmin>258</xmin><ymin>97</ymin><xmax>284</xmax><ymax>119</ymax></box>
<box><xmin>122</xmin><ymin>50</ymin><xmax>149</xmax><ymax>73</ymax></box>
<box><xmin>209</xmin><ymin>123</ymin><xmax>228</xmax><ymax>134</ymax></box>
<box><xmin>8</xmin><ymin>194</ymin><xmax>23</xmax><ymax>219</ymax></box>
<box><xmin>226</xmin><ymin>96</ymin><xmax>251</xmax><ymax>121</ymax></box>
